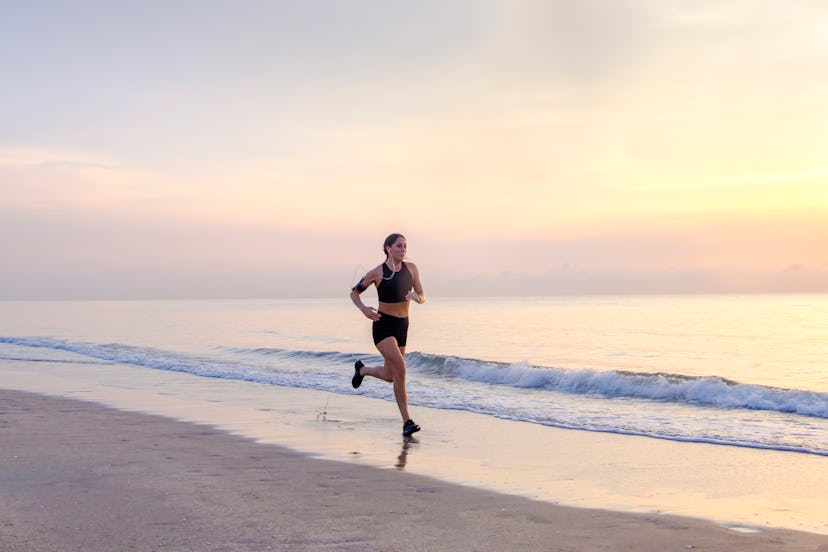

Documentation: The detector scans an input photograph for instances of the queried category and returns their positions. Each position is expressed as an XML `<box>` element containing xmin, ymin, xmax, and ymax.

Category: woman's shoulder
<box><xmin>365</xmin><ymin>264</ymin><xmax>384</xmax><ymax>280</ymax></box>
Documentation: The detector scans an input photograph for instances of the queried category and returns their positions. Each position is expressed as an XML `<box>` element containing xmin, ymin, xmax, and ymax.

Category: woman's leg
<box><xmin>360</xmin><ymin>337</ymin><xmax>410</xmax><ymax>422</ymax></box>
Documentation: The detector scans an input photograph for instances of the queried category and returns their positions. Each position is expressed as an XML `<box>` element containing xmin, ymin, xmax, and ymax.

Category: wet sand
<box><xmin>3</xmin><ymin>388</ymin><xmax>828</xmax><ymax>551</ymax></box>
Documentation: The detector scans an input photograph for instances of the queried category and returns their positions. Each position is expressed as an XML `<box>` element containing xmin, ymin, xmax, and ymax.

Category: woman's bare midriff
<box><xmin>378</xmin><ymin>301</ymin><xmax>410</xmax><ymax>319</ymax></box>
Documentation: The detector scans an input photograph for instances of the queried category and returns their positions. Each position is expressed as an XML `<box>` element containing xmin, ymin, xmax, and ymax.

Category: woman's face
<box><xmin>388</xmin><ymin>237</ymin><xmax>407</xmax><ymax>261</ymax></box>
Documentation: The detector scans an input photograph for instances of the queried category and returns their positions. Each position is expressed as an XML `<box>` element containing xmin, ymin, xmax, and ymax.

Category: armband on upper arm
<box><xmin>352</xmin><ymin>281</ymin><xmax>367</xmax><ymax>293</ymax></box>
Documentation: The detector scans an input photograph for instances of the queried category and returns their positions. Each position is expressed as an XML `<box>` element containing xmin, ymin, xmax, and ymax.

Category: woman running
<box><xmin>349</xmin><ymin>233</ymin><xmax>426</xmax><ymax>437</ymax></box>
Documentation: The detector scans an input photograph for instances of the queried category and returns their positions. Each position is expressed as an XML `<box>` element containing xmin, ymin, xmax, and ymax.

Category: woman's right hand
<box><xmin>362</xmin><ymin>306</ymin><xmax>381</xmax><ymax>321</ymax></box>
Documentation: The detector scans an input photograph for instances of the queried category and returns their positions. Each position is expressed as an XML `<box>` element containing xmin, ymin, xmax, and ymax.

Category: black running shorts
<box><xmin>372</xmin><ymin>313</ymin><xmax>409</xmax><ymax>347</ymax></box>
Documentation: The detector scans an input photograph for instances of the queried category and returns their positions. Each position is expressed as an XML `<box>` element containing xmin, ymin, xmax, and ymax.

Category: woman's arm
<box><xmin>350</xmin><ymin>266</ymin><xmax>382</xmax><ymax>320</ymax></box>
<box><xmin>405</xmin><ymin>262</ymin><xmax>426</xmax><ymax>304</ymax></box>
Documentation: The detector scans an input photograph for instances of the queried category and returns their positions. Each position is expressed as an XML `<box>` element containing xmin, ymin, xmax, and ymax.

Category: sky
<box><xmin>1</xmin><ymin>0</ymin><xmax>827</xmax><ymax>299</ymax></box>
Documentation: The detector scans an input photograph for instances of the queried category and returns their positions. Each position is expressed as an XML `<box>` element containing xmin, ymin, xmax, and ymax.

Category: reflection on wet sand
<box><xmin>395</xmin><ymin>436</ymin><xmax>417</xmax><ymax>469</ymax></box>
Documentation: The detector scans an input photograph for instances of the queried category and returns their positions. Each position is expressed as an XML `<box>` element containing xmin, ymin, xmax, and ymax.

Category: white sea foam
<box><xmin>407</xmin><ymin>352</ymin><xmax>828</xmax><ymax>418</ymax></box>
<box><xmin>4</xmin><ymin>335</ymin><xmax>828</xmax><ymax>456</ymax></box>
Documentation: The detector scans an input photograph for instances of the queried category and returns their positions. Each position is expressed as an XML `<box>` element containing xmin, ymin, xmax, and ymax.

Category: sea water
<box><xmin>1</xmin><ymin>294</ymin><xmax>827</xmax><ymax>456</ymax></box>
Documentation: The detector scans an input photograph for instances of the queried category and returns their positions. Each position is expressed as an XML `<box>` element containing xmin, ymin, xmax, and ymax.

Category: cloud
<box><xmin>0</xmin><ymin>202</ymin><xmax>372</xmax><ymax>299</ymax></box>
<box><xmin>2</xmin><ymin>2</ymin><xmax>827</xmax><ymax>299</ymax></box>
<box><xmin>2</xmin><ymin>197</ymin><xmax>826</xmax><ymax>299</ymax></box>
<box><xmin>0</xmin><ymin>148</ymin><xmax>167</xmax><ymax>211</ymax></box>
<box><xmin>435</xmin><ymin>264</ymin><xmax>828</xmax><ymax>296</ymax></box>
<box><xmin>483</xmin><ymin>0</ymin><xmax>655</xmax><ymax>83</ymax></box>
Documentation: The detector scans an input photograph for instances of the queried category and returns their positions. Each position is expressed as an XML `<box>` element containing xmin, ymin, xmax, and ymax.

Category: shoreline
<box><xmin>1</xmin><ymin>345</ymin><xmax>828</xmax><ymax>544</ymax></box>
<box><xmin>3</xmin><ymin>388</ymin><xmax>827</xmax><ymax>551</ymax></box>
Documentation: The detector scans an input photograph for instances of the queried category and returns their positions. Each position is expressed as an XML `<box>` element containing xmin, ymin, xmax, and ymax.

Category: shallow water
<box><xmin>2</xmin><ymin>294</ymin><xmax>827</xmax><ymax>455</ymax></box>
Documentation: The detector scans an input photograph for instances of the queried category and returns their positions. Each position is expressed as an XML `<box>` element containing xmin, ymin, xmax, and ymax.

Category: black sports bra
<box><xmin>377</xmin><ymin>262</ymin><xmax>413</xmax><ymax>303</ymax></box>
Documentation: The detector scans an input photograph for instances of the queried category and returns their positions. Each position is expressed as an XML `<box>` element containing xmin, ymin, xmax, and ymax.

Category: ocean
<box><xmin>2</xmin><ymin>294</ymin><xmax>827</xmax><ymax>456</ymax></box>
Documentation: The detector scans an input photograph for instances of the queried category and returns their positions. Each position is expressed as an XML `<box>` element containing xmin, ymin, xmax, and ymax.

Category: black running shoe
<box><xmin>402</xmin><ymin>419</ymin><xmax>421</xmax><ymax>437</ymax></box>
<box><xmin>352</xmin><ymin>360</ymin><xmax>365</xmax><ymax>389</ymax></box>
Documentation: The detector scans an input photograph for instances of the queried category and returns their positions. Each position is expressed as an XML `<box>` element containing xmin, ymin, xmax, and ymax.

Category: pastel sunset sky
<box><xmin>2</xmin><ymin>1</ymin><xmax>827</xmax><ymax>298</ymax></box>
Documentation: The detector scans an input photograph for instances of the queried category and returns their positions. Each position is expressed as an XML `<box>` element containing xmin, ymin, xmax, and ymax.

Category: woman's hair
<box><xmin>383</xmin><ymin>233</ymin><xmax>405</xmax><ymax>257</ymax></box>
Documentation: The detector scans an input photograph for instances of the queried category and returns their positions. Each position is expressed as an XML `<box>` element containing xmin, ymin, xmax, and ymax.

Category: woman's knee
<box><xmin>382</xmin><ymin>355</ymin><xmax>406</xmax><ymax>377</ymax></box>
<box><xmin>377</xmin><ymin>338</ymin><xmax>406</xmax><ymax>373</ymax></box>
<box><xmin>390</xmin><ymin>359</ymin><xmax>406</xmax><ymax>381</ymax></box>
